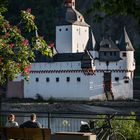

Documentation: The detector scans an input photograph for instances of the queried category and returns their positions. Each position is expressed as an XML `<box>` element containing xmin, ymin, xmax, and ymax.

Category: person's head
<box><xmin>30</xmin><ymin>113</ymin><xmax>37</xmax><ymax>122</ymax></box>
<box><xmin>8</xmin><ymin>114</ymin><xmax>15</xmax><ymax>122</ymax></box>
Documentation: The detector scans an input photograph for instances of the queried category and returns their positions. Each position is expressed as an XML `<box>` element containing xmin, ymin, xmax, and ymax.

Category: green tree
<box><xmin>0</xmin><ymin>0</ymin><xmax>8</xmax><ymax>13</ymax></box>
<box><xmin>0</xmin><ymin>8</ymin><xmax>52</xmax><ymax>85</ymax></box>
<box><xmin>93</xmin><ymin>113</ymin><xmax>140</xmax><ymax>140</ymax></box>
<box><xmin>87</xmin><ymin>0</ymin><xmax>140</xmax><ymax>24</ymax></box>
<box><xmin>113</xmin><ymin>113</ymin><xmax>140</xmax><ymax>140</ymax></box>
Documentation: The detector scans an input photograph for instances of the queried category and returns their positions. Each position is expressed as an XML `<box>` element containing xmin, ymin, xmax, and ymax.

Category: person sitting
<box><xmin>19</xmin><ymin>113</ymin><xmax>42</xmax><ymax>128</ymax></box>
<box><xmin>5</xmin><ymin>114</ymin><xmax>19</xmax><ymax>128</ymax></box>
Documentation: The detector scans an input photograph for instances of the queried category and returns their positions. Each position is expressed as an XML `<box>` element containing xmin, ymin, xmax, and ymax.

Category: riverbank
<box><xmin>1</xmin><ymin>100</ymin><xmax>140</xmax><ymax>115</ymax></box>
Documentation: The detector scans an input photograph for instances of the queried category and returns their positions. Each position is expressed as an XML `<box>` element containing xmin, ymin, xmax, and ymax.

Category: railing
<box><xmin>0</xmin><ymin>111</ymin><xmax>139</xmax><ymax>133</ymax></box>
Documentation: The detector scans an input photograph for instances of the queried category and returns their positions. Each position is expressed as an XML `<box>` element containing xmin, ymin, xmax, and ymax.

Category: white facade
<box><xmin>56</xmin><ymin>25</ymin><xmax>89</xmax><ymax>53</ymax></box>
<box><xmin>7</xmin><ymin>0</ymin><xmax>135</xmax><ymax>101</ymax></box>
<box><xmin>72</xmin><ymin>25</ymin><xmax>89</xmax><ymax>53</ymax></box>
<box><xmin>22</xmin><ymin>56</ymin><xmax>135</xmax><ymax>100</ymax></box>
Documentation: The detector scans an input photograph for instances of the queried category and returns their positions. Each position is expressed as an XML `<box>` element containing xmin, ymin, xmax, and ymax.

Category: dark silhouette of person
<box><xmin>20</xmin><ymin>113</ymin><xmax>42</xmax><ymax>128</ymax></box>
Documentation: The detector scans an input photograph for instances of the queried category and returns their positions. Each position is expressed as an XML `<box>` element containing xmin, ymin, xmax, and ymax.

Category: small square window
<box><xmin>46</xmin><ymin>77</ymin><xmax>50</xmax><ymax>82</ymax></box>
<box><xmin>66</xmin><ymin>28</ymin><xmax>68</xmax><ymax>31</ymax></box>
<box><xmin>67</xmin><ymin>77</ymin><xmax>70</xmax><ymax>82</ymax></box>
<box><xmin>56</xmin><ymin>77</ymin><xmax>59</xmax><ymax>82</ymax></box>
<box><xmin>115</xmin><ymin>77</ymin><xmax>119</xmax><ymax>81</ymax></box>
<box><xmin>59</xmin><ymin>29</ymin><xmax>62</xmax><ymax>31</ymax></box>
<box><xmin>36</xmin><ymin>78</ymin><xmax>39</xmax><ymax>82</ymax></box>
<box><xmin>77</xmin><ymin>77</ymin><xmax>81</xmax><ymax>82</ymax></box>
<box><xmin>124</xmin><ymin>80</ymin><xmax>129</xmax><ymax>83</ymax></box>
<box><xmin>122</xmin><ymin>52</ymin><xmax>126</xmax><ymax>57</ymax></box>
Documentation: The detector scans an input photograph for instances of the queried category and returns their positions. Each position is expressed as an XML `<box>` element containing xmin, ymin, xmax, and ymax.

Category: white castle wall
<box><xmin>56</xmin><ymin>25</ymin><xmax>72</xmax><ymax>53</ymax></box>
<box><xmin>24</xmin><ymin>62</ymin><xmax>104</xmax><ymax>100</ymax></box>
<box><xmin>23</xmin><ymin>60</ymin><xmax>133</xmax><ymax>100</ymax></box>
<box><xmin>120</xmin><ymin>51</ymin><xmax>135</xmax><ymax>70</ymax></box>
<box><xmin>72</xmin><ymin>25</ymin><xmax>89</xmax><ymax>53</ymax></box>
<box><xmin>56</xmin><ymin>25</ymin><xmax>89</xmax><ymax>53</ymax></box>
<box><xmin>112</xmin><ymin>79</ymin><xmax>133</xmax><ymax>99</ymax></box>
<box><xmin>24</xmin><ymin>72</ymin><xmax>105</xmax><ymax>100</ymax></box>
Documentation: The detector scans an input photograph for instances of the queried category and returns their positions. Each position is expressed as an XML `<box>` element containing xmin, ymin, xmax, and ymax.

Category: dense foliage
<box><xmin>94</xmin><ymin>113</ymin><xmax>140</xmax><ymax>140</ymax></box>
<box><xmin>87</xmin><ymin>0</ymin><xmax>140</xmax><ymax>24</ymax></box>
<box><xmin>6</xmin><ymin>0</ymin><xmax>63</xmax><ymax>42</ymax></box>
<box><xmin>0</xmin><ymin>8</ymin><xmax>52</xmax><ymax>85</ymax></box>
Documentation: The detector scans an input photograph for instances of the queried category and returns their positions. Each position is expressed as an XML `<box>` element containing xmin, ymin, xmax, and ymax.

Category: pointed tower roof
<box><xmin>57</xmin><ymin>0</ymin><xmax>89</xmax><ymax>26</ymax></box>
<box><xmin>85</xmin><ymin>28</ymin><xmax>96</xmax><ymax>51</ymax></box>
<box><xmin>119</xmin><ymin>27</ymin><xmax>135</xmax><ymax>51</ymax></box>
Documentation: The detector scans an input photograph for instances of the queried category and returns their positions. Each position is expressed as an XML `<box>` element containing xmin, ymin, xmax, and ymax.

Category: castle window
<box><xmin>56</xmin><ymin>77</ymin><xmax>59</xmax><ymax>82</ymax></box>
<box><xmin>66</xmin><ymin>28</ymin><xmax>68</xmax><ymax>31</ymax></box>
<box><xmin>103</xmin><ymin>44</ymin><xmax>109</xmax><ymax>48</ymax></box>
<box><xmin>104</xmin><ymin>52</ymin><xmax>106</xmax><ymax>56</ymax></box>
<box><xmin>36</xmin><ymin>78</ymin><xmax>39</xmax><ymax>82</ymax></box>
<box><xmin>114</xmin><ymin>52</ymin><xmax>116</xmax><ymax>56</ymax></box>
<box><xmin>59</xmin><ymin>29</ymin><xmax>62</xmax><ymax>31</ymax></box>
<box><xmin>124</xmin><ymin>80</ymin><xmax>129</xmax><ymax>83</ymax></box>
<box><xmin>115</xmin><ymin>77</ymin><xmax>119</xmax><ymax>81</ymax></box>
<box><xmin>110</xmin><ymin>52</ymin><xmax>112</xmax><ymax>56</ymax></box>
<box><xmin>77</xmin><ymin>77</ymin><xmax>81</xmax><ymax>82</ymax></box>
<box><xmin>46</xmin><ymin>77</ymin><xmax>50</xmax><ymax>82</ymax></box>
<box><xmin>66</xmin><ymin>77</ymin><xmax>70</xmax><ymax>82</ymax></box>
<box><xmin>122</xmin><ymin>52</ymin><xmax>126</xmax><ymax>57</ymax></box>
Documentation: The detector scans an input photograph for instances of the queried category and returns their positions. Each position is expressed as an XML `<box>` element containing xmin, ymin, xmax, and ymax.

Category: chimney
<box><xmin>64</xmin><ymin>0</ymin><xmax>75</xmax><ymax>8</ymax></box>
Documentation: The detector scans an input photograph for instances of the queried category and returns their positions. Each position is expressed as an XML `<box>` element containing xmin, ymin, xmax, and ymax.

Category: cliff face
<box><xmin>76</xmin><ymin>0</ymin><xmax>140</xmax><ymax>49</ymax></box>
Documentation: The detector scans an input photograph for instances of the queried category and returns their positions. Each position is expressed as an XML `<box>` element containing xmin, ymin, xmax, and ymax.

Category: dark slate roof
<box><xmin>53</xmin><ymin>53</ymin><xmax>84</xmax><ymax>62</ymax></box>
<box><xmin>93</xmin><ymin>41</ymin><xmax>100</xmax><ymax>51</ymax></box>
<box><xmin>118</xmin><ymin>28</ymin><xmax>135</xmax><ymax>51</ymax></box>
<box><xmin>82</xmin><ymin>50</ymin><xmax>94</xmax><ymax>60</ymax></box>
<box><xmin>35</xmin><ymin>53</ymin><xmax>87</xmax><ymax>63</ymax></box>
<box><xmin>85</xmin><ymin>29</ymin><xmax>95</xmax><ymax>51</ymax></box>
<box><xmin>57</xmin><ymin>7</ymin><xmax>89</xmax><ymax>26</ymax></box>
<box><xmin>99</xmin><ymin>38</ymin><xmax>120</xmax><ymax>52</ymax></box>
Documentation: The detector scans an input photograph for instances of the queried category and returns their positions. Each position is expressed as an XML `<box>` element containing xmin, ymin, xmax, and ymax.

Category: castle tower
<box><xmin>56</xmin><ymin>0</ymin><xmax>90</xmax><ymax>53</ymax></box>
<box><xmin>119</xmin><ymin>27</ymin><xmax>135</xmax><ymax>78</ymax></box>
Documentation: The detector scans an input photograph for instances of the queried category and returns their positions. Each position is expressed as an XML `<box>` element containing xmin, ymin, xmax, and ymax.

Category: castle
<box><xmin>7</xmin><ymin>0</ymin><xmax>135</xmax><ymax>100</ymax></box>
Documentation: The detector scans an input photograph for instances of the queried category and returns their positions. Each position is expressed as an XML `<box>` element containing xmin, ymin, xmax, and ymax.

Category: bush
<box><xmin>35</xmin><ymin>94</ymin><xmax>44</xmax><ymax>101</ymax></box>
<box><xmin>112</xmin><ymin>112</ymin><xmax>140</xmax><ymax>140</ymax></box>
<box><xmin>90</xmin><ymin>112</ymin><xmax>140</xmax><ymax>140</ymax></box>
